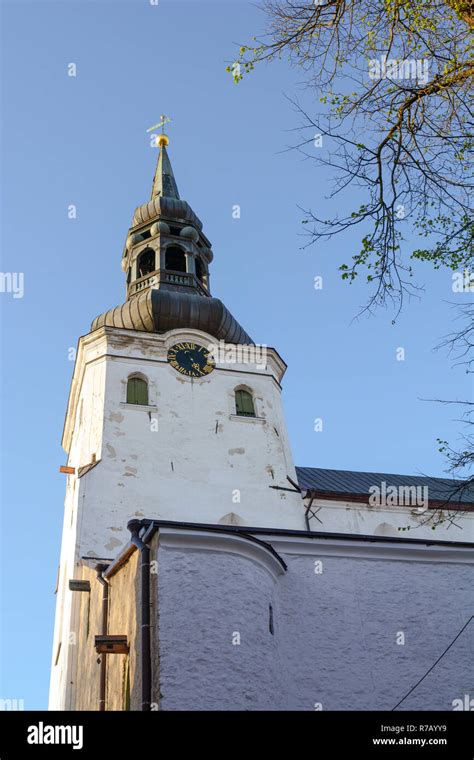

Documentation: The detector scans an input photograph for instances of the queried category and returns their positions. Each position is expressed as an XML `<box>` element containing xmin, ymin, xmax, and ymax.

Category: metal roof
<box><xmin>92</xmin><ymin>289</ymin><xmax>253</xmax><ymax>344</ymax></box>
<box><xmin>151</xmin><ymin>143</ymin><xmax>180</xmax><ymax>200</ymax></box>
<box><xmin>295</xmin><ymin>467</ymin><xmax>474</xmax><ymax>505</ymax></box>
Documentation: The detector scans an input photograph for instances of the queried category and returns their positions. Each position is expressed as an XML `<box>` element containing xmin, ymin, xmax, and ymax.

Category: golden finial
<box><xmin>146</xmin><ymin>114</ymin><xmax>172</xmax><ymax>147</ymax></box>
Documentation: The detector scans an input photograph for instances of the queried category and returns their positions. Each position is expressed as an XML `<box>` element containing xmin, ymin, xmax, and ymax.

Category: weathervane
<box><xmin>146</xmin><ymin>114</ymin><xmax>172</xmax><ymax>147</ymax></box>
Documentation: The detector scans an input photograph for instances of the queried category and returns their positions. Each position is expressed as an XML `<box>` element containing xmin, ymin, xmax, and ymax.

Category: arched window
<box><xmin>195</xmin><ymin>256</ymin><xmax>204</xmax><ymax>283</ymax></box>
<box><xmin>165</xmin><ymin>246</ymin><xmax>186</xmax><ymax>273</ymax></box>
<box><xmin>235</xmin><ymin>389</ymin><xmax>255</xmax><ymax>417</ymax></box>
<box><xmin>137</xmin><ymin>248</ymin><xmax>155</xmax><ymax>278</ymax></box>
<box><xmin>127</xmin><ymin>376</ymin><xmax>149</xmax><ymax>406</ymax></box>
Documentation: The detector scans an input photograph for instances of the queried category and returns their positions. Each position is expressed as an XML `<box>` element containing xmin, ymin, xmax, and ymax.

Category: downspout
<box><xmin>128</xmin><ymin>520</ymin><xmax>152</xmax><ymax>712</ymax></box>
<box><xmin>95</xmin><ymin>564</ymin><xmax>109</xmax><ymax>711</ymax></box>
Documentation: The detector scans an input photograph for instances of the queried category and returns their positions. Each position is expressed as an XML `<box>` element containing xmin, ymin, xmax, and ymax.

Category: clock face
<box><xmin>167</xmin><ymin>342</ymin><xmax>215</xmax><ymax>378</ymax></box>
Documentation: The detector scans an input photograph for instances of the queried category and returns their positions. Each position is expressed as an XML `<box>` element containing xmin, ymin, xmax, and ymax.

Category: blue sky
<box><xmin>1</xmin><ymin>0</ymin><xmax>471</xmax><ymax>708</ymax></box>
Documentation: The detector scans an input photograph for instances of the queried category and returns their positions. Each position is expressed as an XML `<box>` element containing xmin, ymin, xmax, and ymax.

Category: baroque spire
<box><xmin>91</xmin><ymin>125</ymin><xmax>252</xmax><ymax>345</ymax></box>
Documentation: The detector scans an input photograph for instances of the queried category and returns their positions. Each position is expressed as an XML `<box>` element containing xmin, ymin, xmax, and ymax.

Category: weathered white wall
<box><xmin>155</xmin><ymin>529</ymin><xmax>474</xmax><ymax>711</ymax></box>
<box><xmin>57</xmin><ymin>325</ymin><xmax>473</xmax><ymax>571</ymax></box>
<box><xmin>50</xmin><ymin>325</ymin><xmax>303</xmax><ymax>708</ymax></box>
<box><xmin>156</xmin><ymin>535</ymin><xmax>286</xmax><ymax>710</ymax></box>
<box><xmin>308</xmin><ymin>497</ymin><xmax>474</xmax><ymax>541</ymax></box>
<box><xmin>68</xmin><ymin>327</ymin><xmax>305</xmax><ymax>561</ymax></box>
<box><xmin>49</xmin><ymin>346</ymin><xmax>107</xmax><ymax>709</ymax></box>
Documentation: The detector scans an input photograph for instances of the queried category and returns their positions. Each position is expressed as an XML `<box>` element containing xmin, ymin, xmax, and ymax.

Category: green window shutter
<box><xmin>235</xmin><ymin>390</ymin><xmax>255</xmax><ymax>417</ymax></box>
<box><xmin>127</xmin><ymin>377</ymin><xmax>149</xmax><ymax>405</ymax></box>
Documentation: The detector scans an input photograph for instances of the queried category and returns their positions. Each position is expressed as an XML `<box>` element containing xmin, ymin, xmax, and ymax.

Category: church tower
<box><xmin>49</xmin><ymin>132</ymin><xmax>304</xmax><ymax>709</ymax></box>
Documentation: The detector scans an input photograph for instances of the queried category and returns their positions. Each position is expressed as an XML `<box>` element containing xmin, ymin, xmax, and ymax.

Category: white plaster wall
<box><xmin>309</xmin><ymin>499</ymin><xmax>474</xmax><ymax>542</ymax></box>
<box><xmin>50</xmin><ymin>325</ymin><xmax>302</xmax><ymax>708</ymax></box>
<box><xmin>73</xmin><ymin>327</ymin><xmax>304</xmax><ymax>559</ymax></box>
<box><xmin>155</xmin><ymin>534</ymin><xmax>474</xmax><ymax>711</ymax></box>
<box><xmin>156</xmin><ymin>545</ymin><xmax>286</xmax><ymax>710</ymax></box>
<box><xmin>49</xmin><ymin>353</ymin><xmax>107</xmax><ymax>708</ymax></box>
<box><xmin>275</xmin><ymin>551</ymin><xmax>473</xmax><ymax>710</ymax></box>
<box><xmin>48</xmin><ymin>473</ymin><xmax>83</xmax><ymax>709</ymax></box>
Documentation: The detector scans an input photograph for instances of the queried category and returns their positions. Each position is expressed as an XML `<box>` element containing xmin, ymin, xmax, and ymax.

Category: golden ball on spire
<box><xmin>158</xmin><ymin>134</ymin><xmax>169</xmax><ymax>147</ymax></box>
